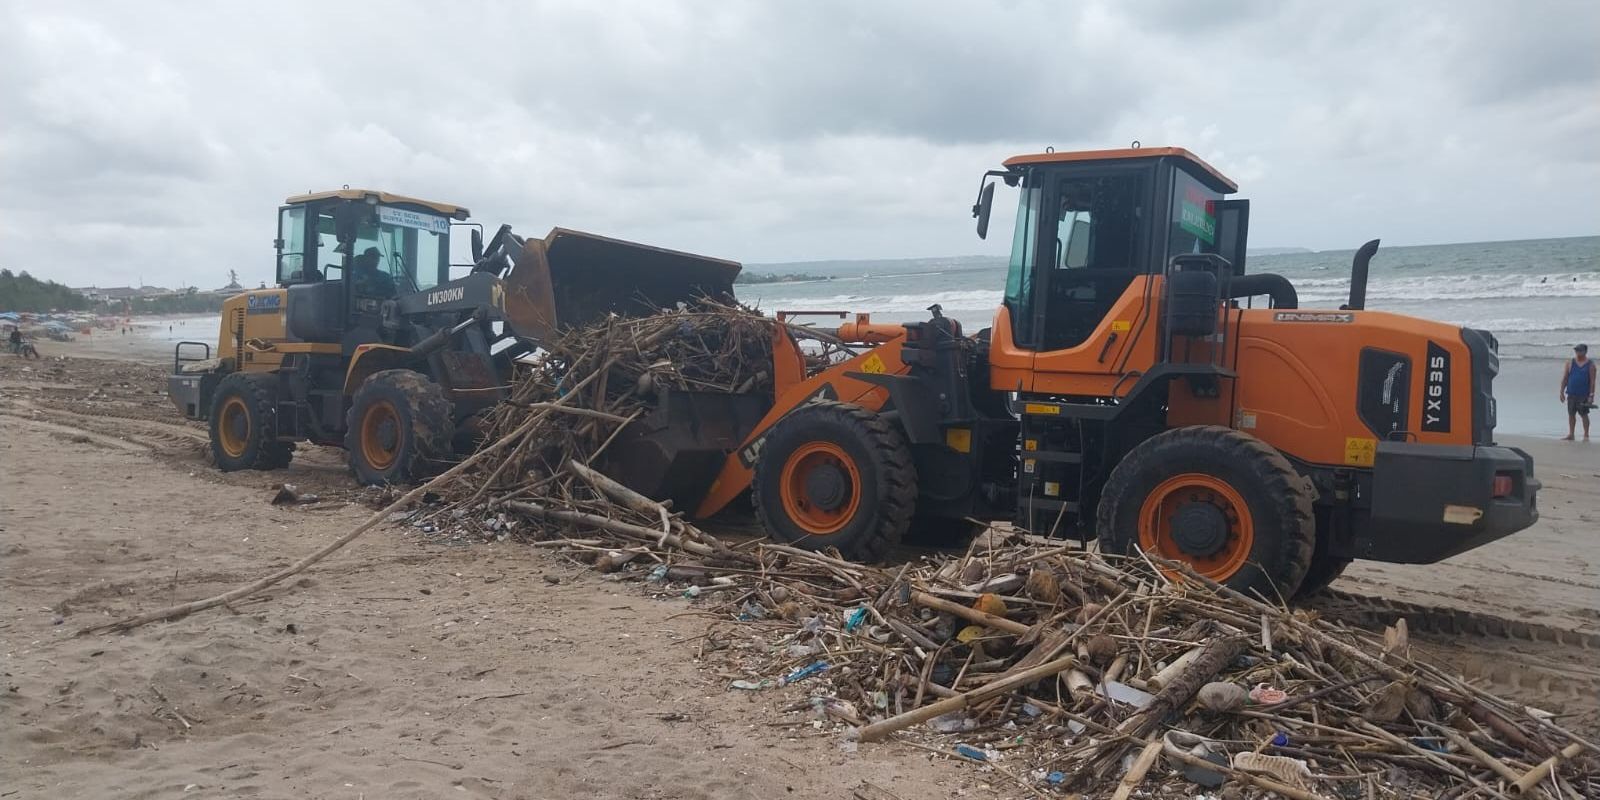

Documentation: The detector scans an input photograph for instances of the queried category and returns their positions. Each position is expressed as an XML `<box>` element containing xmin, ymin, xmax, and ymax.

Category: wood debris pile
<box><xmin>418</xmin><ymin>303</ymin><xmax>1595</xmax><ymax>798</ymax></box>
<box><xmin>524</xmin><ymin>521</ymin><xmax>1587</xmax><ymax>796</ymax></box>
<box><xmin>479</xmin><ymin>511</ymin><xmax>1596</xmax><ymax>798</ymax></box>
<box><xmin>435</xmin><ymin>299</ymin><xmax>807</xmax><ymax>510</ymax></box>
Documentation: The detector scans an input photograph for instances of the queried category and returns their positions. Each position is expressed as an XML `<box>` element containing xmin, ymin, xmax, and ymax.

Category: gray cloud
<box><xmin>0</xmin><ymin>0</ymin><xmax>1596</xmax><ymax>290</ymax></box>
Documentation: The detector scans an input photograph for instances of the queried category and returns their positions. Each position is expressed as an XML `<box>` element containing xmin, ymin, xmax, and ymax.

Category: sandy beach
<box><xmin>2</xmin><ymin>352</ymin><xmax>1596</xmax><ymax>798</ymax></box>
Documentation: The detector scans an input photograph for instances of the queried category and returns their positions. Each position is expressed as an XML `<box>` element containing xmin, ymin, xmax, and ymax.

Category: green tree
<box><xmin>0</xmin><ymin>270</ymin><xmax>91</xmax><ymax>312</ymax></box>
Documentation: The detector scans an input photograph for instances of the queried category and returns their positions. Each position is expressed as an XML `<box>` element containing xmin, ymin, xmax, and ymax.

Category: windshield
<box><xmin>361</xmin><ymin>206</ymin><xmax>447</xmax><ymax>292</ymax></box>
<box><xmin>306</xmin><ymin>205</ymin><xmax>450</xmax><ymax>294</ymax></box>
<box><xmin>1003</xmin><ymin>182</ymin><xmax>1042</xmax><ymax>341</ymax></box>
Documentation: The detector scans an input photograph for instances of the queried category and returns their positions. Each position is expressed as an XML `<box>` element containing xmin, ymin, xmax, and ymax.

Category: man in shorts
<box><xmin>1560</xmin><ymin>343</ymin><xmax>1595</xmax><ymax>441</ymax></box>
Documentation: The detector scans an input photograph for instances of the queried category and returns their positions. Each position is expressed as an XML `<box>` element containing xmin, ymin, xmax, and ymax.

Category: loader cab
<box><xmin>273</xmin><ymin>189</ymin><xmax>469</xmax><ymax>343</ymax></box>
<box><xmin>276</xmin><ymin>189</ymin><xmax>466</xmax><ymax>290</ymax></box>
<box><xmin>984</xmin><ymin>148</ymin><xmax>1247</xmax><ymax>352</ymax></box>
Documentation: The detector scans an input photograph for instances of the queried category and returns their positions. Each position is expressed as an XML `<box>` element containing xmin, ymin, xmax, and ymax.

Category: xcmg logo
<box><xmin>245</xmin><ymin>294</ymin><xmax>282</xmax><ymax>314</ymax></box>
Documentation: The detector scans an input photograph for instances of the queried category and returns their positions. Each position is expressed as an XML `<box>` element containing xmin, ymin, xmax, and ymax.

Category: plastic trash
<box><xmin>954</xmin><ymin>743</ymin><xmax>991</xmax><ymax>761</ymax></box>
<box><xmin>785</xmin><ymin>642</ymin><xmax>818</xmax><ymax>658</ymax></box>
<box><xmin>811</xmin><ymin>697</ymin><xmax>862</xmax><ymax>725</ymax></box>
<box><xmin>737</xmin><ymin>601</ymin><xmax>767</xmax><ymax>621</ymax></box>
<box><xmin>647</xmin><ymin>564</ymin><xmax>670</xmax><ymax>582</ymax></box>
<box><xmin>1163</xmin><ymin>730</ymin><xmax>1228</xmax><ymax>788</ymax></box>
<box><xmin>1248</xmin><ymin>683</ymin><xmax>1289</xmax><ymax>705</ymax></box>
<box><xmin>731</xmin><ymin>679</ymin><xmax>773</xmax><ymax>691</ymax></box>
<box><xmin>843</xmin><ymin>606</ymin><xmax>869</xmax><ymax>632</ymax></box>
<box><xmin>927</xmin><ymin>711</ymin><xmax>979</xmax><ymax>733</ymax></box>
<box><xmin>1098</xmin><ymin>680</ymin><xmax>1156</xmax><ymax>709</ymax></box>
<box><xmin>1197</xmin><ymin>681</ymin><xmax>1248</xmax><ymax>712</ymax></box>
<box><xmin>781</xmin><ymin>661</ymin><xmax>830</xmax><ymax>685</ymax></box>
<box><xmin>1232</xmin><ymin>752</ymin><xmax>1312</xmax><ymax>787</ymax></box>
<box><xmin>1271</xmin><ymin>731</ymin><xmax>1290</xmax><ymax>747</ymax></box>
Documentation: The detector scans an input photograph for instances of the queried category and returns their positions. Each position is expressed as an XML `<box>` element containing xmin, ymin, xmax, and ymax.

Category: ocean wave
<box><xmin>1290</xmin><ymin>272</ymin><xmax>1600</xmax><ymax>302</ymax></box>
<box><xmin>748</xmin><ymin>289</ymin><xmax>1006</xmax><ymax>314</ymax></box>
<box><xmin>745</xmin><ymin>276</ymin><xmax>1595</xmax><ymax>334</ymax></box>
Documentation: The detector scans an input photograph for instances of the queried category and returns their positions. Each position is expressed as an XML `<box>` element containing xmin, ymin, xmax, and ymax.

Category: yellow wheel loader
<box><xmin>169</xmin><ymin>188</ymin><xmax>739</xmax><ymax>484</ymax></box>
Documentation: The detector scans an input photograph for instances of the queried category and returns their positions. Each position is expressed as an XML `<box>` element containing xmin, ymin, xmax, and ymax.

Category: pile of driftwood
<box><xmin>503</xmin><ymin>513</ymin><xmax>1594</xmax><ymax>799</ymax></box>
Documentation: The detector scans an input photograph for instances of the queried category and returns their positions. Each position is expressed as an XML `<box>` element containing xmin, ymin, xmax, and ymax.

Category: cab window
<box><xmin>276</xmin><ymin>206</ymin><xmax>308</xmax><ymax>284</ymax></box>
<box><xmin>1167</xmin><ymin>168</ymin><xmax>1223</xmax><ymax>261</ymax></box>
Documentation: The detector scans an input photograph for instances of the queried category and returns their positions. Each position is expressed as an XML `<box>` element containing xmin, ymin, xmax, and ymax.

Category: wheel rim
<box><xmin>1137</xmin><ymin>473</ymin><xmax>1254</xmax><ymax>580</ymax></box>
<box><xmin>217</xmin><ymin>396</ymin><xmax>251</xmax><ymax>458</ymax></box>
<box><xmin>779</xmin><ymin>442</ymin><xmax>861</xmax><ymax>535</ymax></box>
<box><xmin>360</xmin><ymin>400</ymin><xmax>402</xmax><ymax>471</ymax></box>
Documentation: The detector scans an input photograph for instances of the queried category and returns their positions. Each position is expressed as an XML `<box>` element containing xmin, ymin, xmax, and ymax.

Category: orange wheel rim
<box><xmin>217</xmin><ymin>396</ymin><xmax>251</xmax><ymax>458</ymax></box>
<box><xmin>1137</xmin><ymin>473</ymin><xmax>1254</xmax><ymax>580</ymax></box>
<box><xmin>779</xmin><ymin>442</ymin><xmax>861</xmax><ymax>535</ymax></box>
<box><xmin>360</xmin><ymin>400</ymin><xmax>401</xmax><ymax>470</ymax></box>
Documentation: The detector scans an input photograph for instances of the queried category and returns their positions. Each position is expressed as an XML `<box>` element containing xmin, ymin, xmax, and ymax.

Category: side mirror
<box><xmin>470</xmin><ymin>228</ymin><xmax>484</xmax><ymax>262</ymax></box>
<box><xmin>973</xmin><ymin>181</ymin><xmax>996</xmax><ymax>240</ymax></box>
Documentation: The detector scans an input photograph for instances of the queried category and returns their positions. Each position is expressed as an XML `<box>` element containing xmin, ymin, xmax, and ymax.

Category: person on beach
<box><xmin>1561</xmin><ymin>343</ymin><xmax>1595</xmax><ymax>441</ymax></box>
<box><xmin>7</xmin><ymin>326</ymin><xmax>20</xmax><ymax>354</ymax></box>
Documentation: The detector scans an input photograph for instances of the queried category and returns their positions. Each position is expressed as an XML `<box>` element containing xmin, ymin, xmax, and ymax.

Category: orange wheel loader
<box><xmin>612</xmin><ymin>147</ymin><xmax>1539</xmax><ymax>600</ymax></box>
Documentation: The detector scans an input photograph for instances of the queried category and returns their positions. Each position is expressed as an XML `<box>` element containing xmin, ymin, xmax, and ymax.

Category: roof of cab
<box><xmin>284</xmin><ymin>189</ymin><xmax>470</xmax><ymax>219</ymax></box>
<box><xmin>1001</xmin><ymin>147</ymin><xmax>1237</xmax><ymax>193</ymax></box>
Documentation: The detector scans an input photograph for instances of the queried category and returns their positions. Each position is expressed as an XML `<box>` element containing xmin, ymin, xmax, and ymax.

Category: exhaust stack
<box><xmin>1345</xmin><ymin>239</ymin><xmax>1380</xmax><ymax>310</ymax></box>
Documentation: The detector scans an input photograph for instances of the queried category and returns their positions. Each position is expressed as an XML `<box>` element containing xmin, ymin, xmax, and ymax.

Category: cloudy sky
<box><xmin>2</xmin><ymin>1</ymin><xmax>1596</xmax><ymax>289</ymax></box>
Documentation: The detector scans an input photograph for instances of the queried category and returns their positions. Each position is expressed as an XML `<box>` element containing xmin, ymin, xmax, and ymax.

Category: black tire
<box><xmin>345</xmin><ymin>369</ymin><xmax>455</xmax><ymax>485</ymax></box>
<box><xmin>1097</xmin><ymin>425</ymin><xmax>1315</xmax><ymax>599</ymax></box>
<box><xmin>1295</xmin><ymin>508</ymin><xmax>1351</xmax><ymax>598</ymax></box>
<box><xmin>209</xmin><ymin>372</ymin><xmax>294</xmax><ymax>471</ymax></box>
<box><xmin>752</xmin><ymin>400</ymin><xmax>917</xmax><ymax>562</ymax></box>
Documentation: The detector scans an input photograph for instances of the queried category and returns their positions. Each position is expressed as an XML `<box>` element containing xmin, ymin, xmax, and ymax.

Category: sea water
<box><xmin>742</xmin><ymin>236</ymin><xmax>1600</xmax><ymax>438</ymax></box>
<box><xmin>151</xmin><ymin>236</ymin><xmax>1596</xmax><ymax>438</ymax></box>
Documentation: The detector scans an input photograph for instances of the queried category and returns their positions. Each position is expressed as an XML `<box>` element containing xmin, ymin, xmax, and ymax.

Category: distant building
<box><xmin>75</xmin><ymin>286</ymin><xmax>141</xmax><ymax>303</ymax></box>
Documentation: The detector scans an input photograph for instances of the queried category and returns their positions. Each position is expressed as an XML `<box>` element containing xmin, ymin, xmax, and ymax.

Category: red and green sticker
<box><xmin>1178</xmin><ymin>186</ymin><xmax>1216</xmax><ymax>244</ymax></box>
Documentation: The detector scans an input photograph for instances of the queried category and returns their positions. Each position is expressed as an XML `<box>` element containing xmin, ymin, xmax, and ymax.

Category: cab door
<box><xmin>1025</xmin><ymin>167</ymin><xmax>1161</xmax><ymax>397</ymax></box>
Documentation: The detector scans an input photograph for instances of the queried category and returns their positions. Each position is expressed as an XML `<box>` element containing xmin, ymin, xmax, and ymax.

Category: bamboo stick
<box><xmin>855</xmin><ymin>655</ymin><xmax>1076</xmax><ymax>742</ymax></box>
<box><xmin>910</xmin><ymin>590</ymin><xmax>1030</xmax><ymax>636</ymax></box>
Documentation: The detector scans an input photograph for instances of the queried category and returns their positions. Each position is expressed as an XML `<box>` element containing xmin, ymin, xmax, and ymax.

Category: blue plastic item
<box><xmin>954</xmin><ymin>744</ymin><xmax>987</xmax><ymax>761</ymax></box>
<box><xmin>781</xmin><ymin>661</ymin><xmax>830</xmax><ymax>685</ymax></box>
<box><xmin>844</xmin><ymin>606</ymin><xmax>869</xmax><ymax>632</ymax></box>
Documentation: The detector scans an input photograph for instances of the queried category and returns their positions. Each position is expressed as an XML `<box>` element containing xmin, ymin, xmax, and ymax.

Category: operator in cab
<box><xmin>350</xmin><ymin>247</ymin><xmax>396</xmax><ymax>297</ymax></box>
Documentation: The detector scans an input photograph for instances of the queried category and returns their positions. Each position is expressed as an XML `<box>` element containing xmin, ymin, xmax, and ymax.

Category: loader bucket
<box><xmin>598</xmin><ymin>388</ymin><xmax>771</xmax><ymax>512</ymax></box>
<box><xmin>501</xmin><ymin>227</ymin><xmax>742</xmax><ymax>343</ymax></box>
